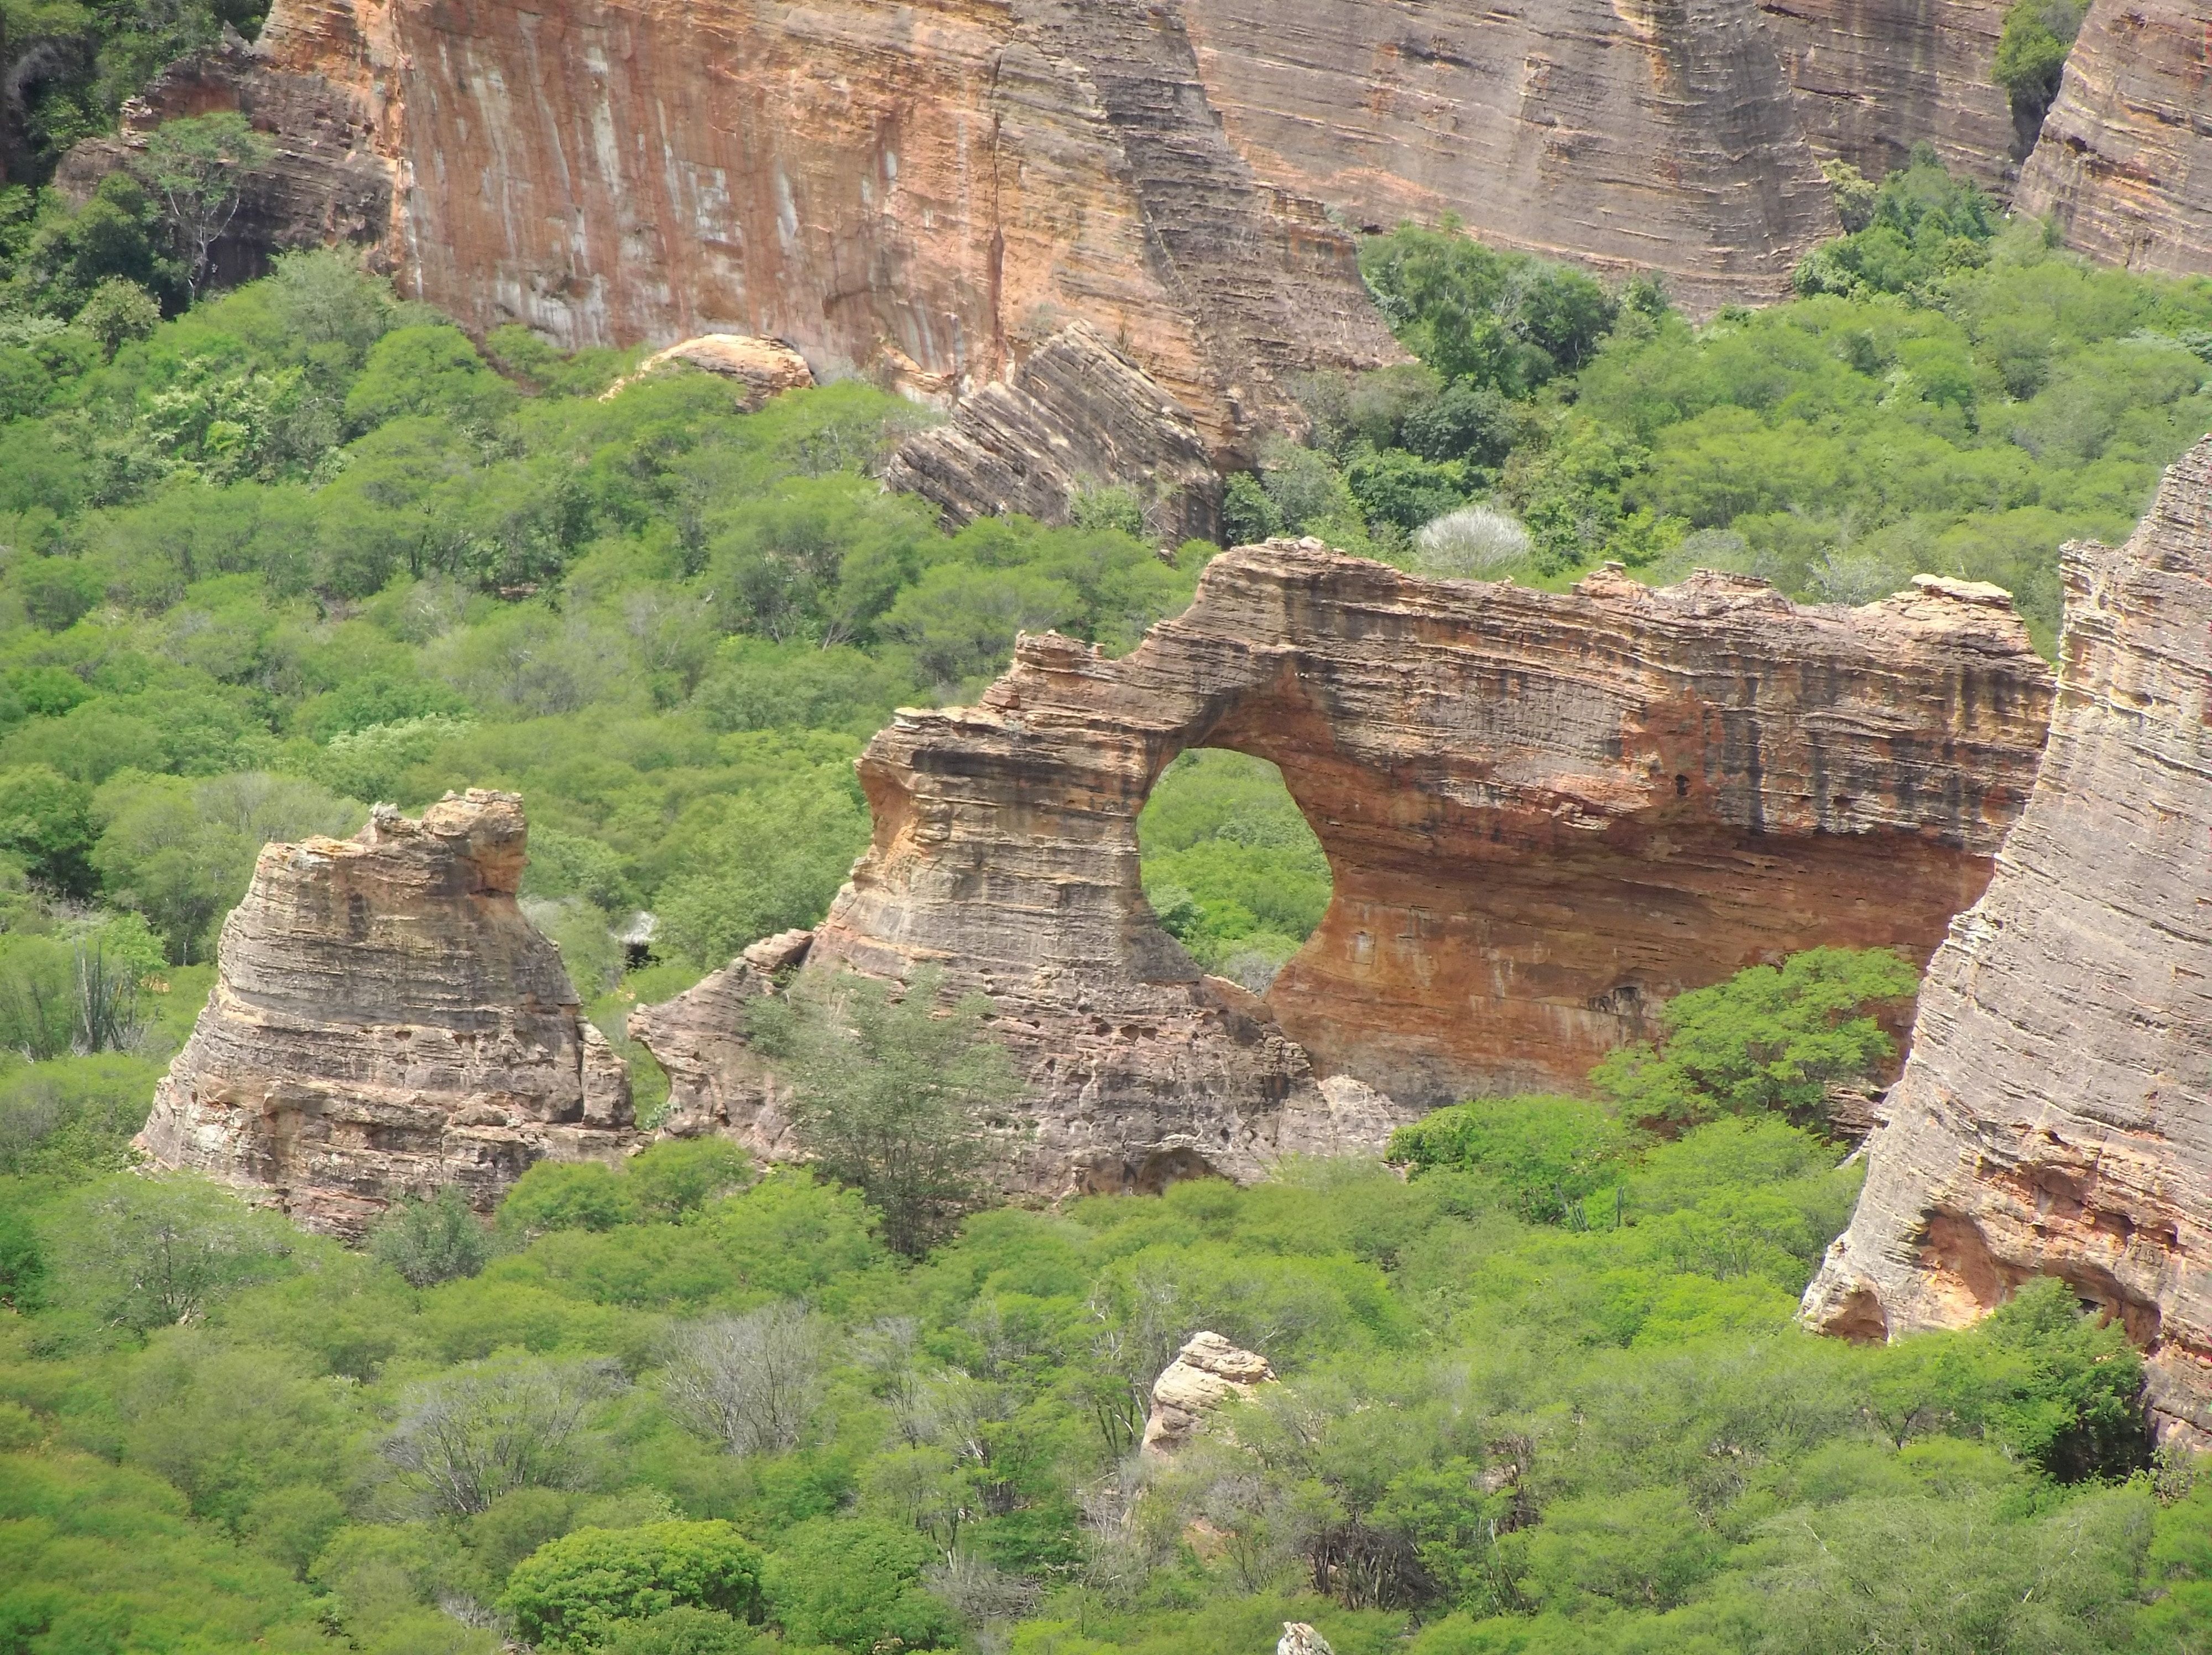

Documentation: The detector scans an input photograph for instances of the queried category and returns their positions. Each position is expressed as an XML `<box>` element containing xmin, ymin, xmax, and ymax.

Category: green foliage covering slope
<box><xmin>0</xmin><ymin>953</ymin><xmax>2201</xmax><ymax>1654</ymax></box>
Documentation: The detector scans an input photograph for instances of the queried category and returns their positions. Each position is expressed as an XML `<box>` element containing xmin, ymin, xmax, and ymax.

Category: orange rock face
<box><xmin>1804</xmin><ymin>436</ymin><xmax>2212</xmax><ymax>1438</ymax></box>
<box><xmin>317</xmin><ymin>0</ymin><xmax>1396</xmax><ymax>452</ymax></box>
<box><xmin>95</xmin><ymin>0</ymin><xmax>2067</xmax><ymax>446</ymax></box>
<box><xmin>639</xmin><ymin>545</ymin><xmax>2054</xmax><ymax>1196</ymax></box>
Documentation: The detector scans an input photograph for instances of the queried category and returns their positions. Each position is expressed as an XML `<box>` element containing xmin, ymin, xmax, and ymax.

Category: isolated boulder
<box><xmin>1140</xmin><ymin>1331</ymin><xmax>1275</xmax><ymax>1458</ymax></box>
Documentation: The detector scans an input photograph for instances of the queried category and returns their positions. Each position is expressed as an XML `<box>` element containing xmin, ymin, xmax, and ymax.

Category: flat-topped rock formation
<box><xmin>1804</xmin><ymin>435</ymin><xmax>2212</xmax><ymax>1438</ymax></box>
<box><xmin>2013</xmin><ymin>0</ymin><xmax>2212</xmax><ymax>281</ymax></box>
<box><xmin>137</xmin><ymin>791</ymin><xmax>634</xmax><ymax>1238</ymax></box>
<box><xmin>638</xmin><ymin>544</ymin><xmax>2054</xmax><ymax>1197</ymax></box>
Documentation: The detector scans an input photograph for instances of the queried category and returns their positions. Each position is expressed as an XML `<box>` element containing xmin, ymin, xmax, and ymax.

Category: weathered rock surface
<box><xmin>54</xmin><ymin>19</ymin><xmax>395</xmax><ymax>289</ymax></box>
<box><xmin>85</xmin><ymin>0</ymin><xmax>2066</xmax><ymax>449</ymax></box>
<box><xmin>1178</xmin><ymin>0</ymin><xmax>1841</xmax><ymax>311</ymax></box>
<box><xmin>1141</xmin><ymin>1331</ymin><xmax>1276</xmax><ymax>1458</ymax></box>
<box><xmin>1804</xmin><ymin>435</ymin><xmax>2212</xmax><ymax>1436</ymax></box>
<box><xmin>883</xmin><ymin>324</ymin><xmax>1223</xmax><ymax>547</ymax></box>
<box><xmin>1755</xmin><ymin>0</ymin><xmax>2019</xmax><ymax>185</ymax></box>
<box><xmin>1277</xmin><ymin>1627</ymin><xmax>1335</xmax><ymax>1655</ymax></box>
<box><xmin>599</xmin><ymin>335</ymin><xmax>815</xmax><ymax>409</ymax></box>
<box><xmin>638</xmin><ymin>544</ymin><xmax>2054</xmax><ymax>1195</ymax></box>
<box><xmin>2013</xmin><ymin>0</ymin><xmax>2212</xmax><ymax>280</ymax></box>
<box><xmin>137</xmin><ymin>790</ymin><xmax>634</xmax><ymax>1238</ymax></box>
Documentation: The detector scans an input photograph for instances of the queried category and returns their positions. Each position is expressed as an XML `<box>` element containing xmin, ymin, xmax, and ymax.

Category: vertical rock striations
<box><xmin>638</xmin><ymin>545</ymin><xmax>2054</xmax><ymax>1197</ymax></box>
<box><xmin>1804</xmin><ymin>435</ymin><xmax>2212</xmax><ymax>1437</ymax></box>
<box><xmin>2013</xmin><ymin>0</ymin><xmax>2212</xmax><ymax>279</ymax></box>
<box><xmin>137</xmin><ymin>790</ymin><xmax>634</xmax><ymax>1238</ymax></box>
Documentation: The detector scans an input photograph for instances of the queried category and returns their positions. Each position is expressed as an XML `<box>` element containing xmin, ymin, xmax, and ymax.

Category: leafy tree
<box><xmin>498</xmin><ymin>1158</ymin><xmax>637</xmax><ymax>1240</ymax></box>
<box><xmin>70</xmin><ymin>275</ymin><xmax>160</xmax><ymax>354</ymax></box>
<box><xmin>627</xmin><ymin>1137</ymin><xmax>753</xmax><ymax>1221</ymax></box>
<box><xmin>47</xmin><ymin>1172</ymin><xmax>300</xmax><ymax>1331</ymax></box>
<box><xmin>1994</xmin><ymin>0</ymin><xmax>2091</xmax><ymax>130</ymax></box>
<box><xmin>502</xmin><ymin>1521</ymin><xmax>765</xmax><ymax>1651</ymax></box>
<box><xmin>761</xmin><ymin>1517</ymin><xmax>957</xmax><ymax>1654</ymax></box>
<box><xmin>16</xmin><ymin>554</ymin><xmax>103</xmax><ymax>631</ymax></box>
<box><xmin>130</xmin><ymin>113</ymin><xmax>276</xmax><ymax>300</ymax></box>
<box><xmin>601</xmin><ymin>1607</ymin><xmax>765</xmax><ymax>1654</ymax></box>
<box><xmin>371</xmin><ymin>1185</ymin><xmax>492</xmax><ymax>1287</ymax></box>
<box><xmin>747</xmin><ymin>967</ymin><xmax>1021</xmax><ymax>1257</ymax></box>
<box><xmin>1590</xmin><ymin>946</ymin><xmax>1922</xmax><ymax>1127</ymax></box>
<box><xmin>1389</xmin><ymin>1095</ymin><xmax>1639</xmax><ymax>1225</ymax></box>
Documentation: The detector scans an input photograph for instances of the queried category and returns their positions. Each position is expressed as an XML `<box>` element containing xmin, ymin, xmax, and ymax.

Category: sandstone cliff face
<box><xmin>137</xmin><ymin>790</ymin><xmax>634</xmax><ymax>1238</ymax></box>
<box><xmin>54</xmin><ymin>21</ymin><xmax>395</xmax><ymax>288</ymax></box>
<box><xmin>95</xmin><ymin>0</ymin><xmax>2053</xmax><ymax>441</ymax></box>
<box><xmin>1177</xmin><ymin>0</ymin><xmax>1841</xmax><ymax>310</ymax></box>
<box><xmin>638</xmin><ymin>545</ymin><xmax>2053</xmax><ymax>1196</ymax></box>
<box><xmin>883</xmin><ymin>324</ymin><xmax>1223</xmax><ymax>546</ymax></box>
<box><xmin>2013</xmin><ymin>0</ymin><xmax>2212</xmax><ymax>280</ymax></box>
<box><xmin>1803</xmin><ymin>436</ymin><xmax>2212</xmax><ymax>1437</ymax></box>
<box><xmin>1755</xmin><ymin>0</ymin><xmax>2018</xmax><ymax>185</ymax></box>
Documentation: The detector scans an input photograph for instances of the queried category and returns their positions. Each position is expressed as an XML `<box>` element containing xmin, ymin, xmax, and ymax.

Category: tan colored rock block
<box><xmin>136</xmin><ymin>790</ymin><xmax>637</xmax><ymax>1238</ymax></box>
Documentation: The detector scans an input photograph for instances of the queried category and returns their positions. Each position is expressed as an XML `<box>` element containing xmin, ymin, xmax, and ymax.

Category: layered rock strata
<box><xmin>54</xmin><ymin>21</ymin><xmax>395</xmax><ymax>288</ymax></box>
<box><xmin>1754</xmin><ymin>0</ymin><xmax>2018</xmax><ymax>184</ymax></box>
<box><xmin>1141</xmin><ymin>1331</ymin><xmax>1276</xmax><ymax>1458</ymax></box>
<box><xmin>2013</xmin><ymin>0</ymin><xmax>2212</xmax><ymax>280</ymax></box>
<box><xmin>1803</xmin><ymin>435</ymin><xmax>2212</xmax><ymax>1435</ymax></box>
<box><xmin>638</xmin><ymin>544</ymin><xmax>2054</xmax><ymax>1195</ymax></box>
<box><xmin>883</xmin><ymin>324</ymin><xmax>1223</xmax><ymax>547</ymax></box>
<box><xmin>86</xmin><ymin>0</ymin><xmax>2058</xmax><ymax>443</ymax></box>
<box><xmin>1177</xmin><ymin>0</ymin><xmax>1842</xmax><ymax>309</ymax></box>
<box><xmin>137</xmin><ymin>790</ymin><xmax>634</xmax><ymax>1238</ymax></box>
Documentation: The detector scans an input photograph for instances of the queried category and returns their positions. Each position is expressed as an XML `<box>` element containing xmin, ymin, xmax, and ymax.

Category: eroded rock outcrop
<box><xmin>599</xmin><ymin>335</ymin><xmax>815</xmax><ymax>409</ymax></box>
<box><xmin>86</xmin><ymin>0</ymin><xmax>2058</xmax><ymax>450</ymax></box>
<box><xmin>137</xmin><ymin>790</ymin><xmax>634</xmax><ymax>1237</ymax></box>
<box><xmin>638</xmin><ymin>544</ymin><xmax>2054</xmax><ymax>1195</ymax></box>
<box><xmin>1178</xmin><ymin>0</ymin><xmax>1841</xmax><ymax>310</ymax></box>
<box><xmin>1804</xmin><ymin>435</ymin><xmax>2212</xmax><ymax>1435</ymax></box>
<box><xmin>1141</xmin><ymin>1331</ymin><xmax>1276</xmax><ymax>1458</ymax></box>
<box><xmin>54</xmin><ymin>20</ymin><xmax>395</xmax><ymax>289</ymax></box>
<box><xmin>2012</xmin><ymin>0</ymin><xmax>2212</xmax><ymax>280</ymax></box>
<box><xmin>883</xmin><ymin>324</ymin><xmax>1223</xmax><ymax>546</ymax></box>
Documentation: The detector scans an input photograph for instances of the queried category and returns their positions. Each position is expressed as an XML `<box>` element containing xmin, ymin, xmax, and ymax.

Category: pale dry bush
<box><xmin>1411</xmin><ymin>504</ymin><xmax>1532</xmax><ymax>578</ymax></box>
<box><xmin>383</xmin><ymin>1357</ymin><xmax>624</xmax><ymax>1515</ymax></box>
<box><xmin>662</xmin><ymin>1302</ymin><xmax>824</xmax><ymax>1456</ymax></box>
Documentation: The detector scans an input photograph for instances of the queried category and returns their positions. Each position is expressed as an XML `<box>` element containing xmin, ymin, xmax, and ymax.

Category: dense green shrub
<box><xmin>503</xmin><ymin>1521</ymin><xmax>765</xmax><ymax>1650</ymax></box>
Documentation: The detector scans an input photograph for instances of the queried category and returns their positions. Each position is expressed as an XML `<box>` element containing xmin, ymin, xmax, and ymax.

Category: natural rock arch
<box><xmin>637</xmin><ymin>543</ymin><xmax>2056</xmax><ymax>1196</ymax></box>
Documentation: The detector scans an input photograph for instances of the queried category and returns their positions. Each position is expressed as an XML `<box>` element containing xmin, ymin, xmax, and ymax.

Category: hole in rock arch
<box><xmin>1138</xmin><ymin>750</ymin><xmax>1333</xmax><ymax>998</ymax></box>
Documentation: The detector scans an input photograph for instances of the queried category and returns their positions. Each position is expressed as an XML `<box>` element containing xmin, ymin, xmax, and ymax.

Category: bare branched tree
<box><xmin>662</xmin><ymin>1302</ymin><xmax>824</xmax><ymax>1456</ymax></box>
<box><xmin>383</xmin><ymin>1356</ymin><xmax>623</xmax><ymax>1515</ymax></box>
